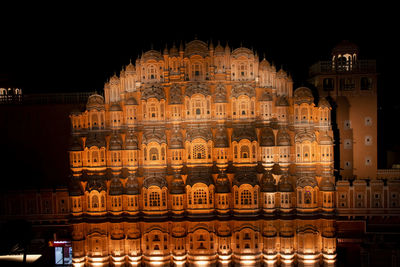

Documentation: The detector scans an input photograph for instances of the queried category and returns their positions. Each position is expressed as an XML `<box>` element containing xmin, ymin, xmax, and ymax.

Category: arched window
<box><xmin>241</xmin><ymin>190</ymin><xmax>252</xmax><ymax>205</ymax></box>
<box><xmin>241</xmin><ymin>145</ymin><xmax>249</xmax><ymax>158</ymax></box>
<box><xmin>149</xmin><ymin>147</ymin><xmax>159</xmax><ymax>161</ymax></box>
<box><xmin>149</xmin><ymin>192</ymin><xmax>160</xmax><ymax>207</ymax></box>
<box><xmin>304</xmin><ymin>190</ymin><xmax>312</xmax><ymax>204</ymax></box>
<box><xmin>92</xmin><ymin>195</ymin><xmax>99</xmax><ymax>208</ymax></box>
<box><xmin>148</xmin><ymin>65</ymin><xmax>156</xmax><ymax>80</ymax></box>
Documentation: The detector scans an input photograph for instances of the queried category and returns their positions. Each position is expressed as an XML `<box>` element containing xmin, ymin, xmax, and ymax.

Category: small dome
<box><xmin>125</xmin><ymin>61</ymin><xmax>135</xmax><ymax>73</ymax></box>
<box><xmin>109</xmin><ymin>177</ymin><xmax>124</xmax><ymax>195</ymax></box>
<box><xmin>86</xmin><ymin>94</ymin><xmax>105</xmax><ymax>111</ymax></box>
<box><xmin>214</xmin><ymin>126</ymin><xmax>229</xmax><ymax>148</ymax></box>
<box><xmin>125</xmin><ymin>173</ymin><xmax>139</xmax><ymax>195</ymax></box>
<box><xmin>169</xmin><ymin>43</ymin><xmax>179</xmax><ymax>56</ymax></box>
<box><xmin>125</xmin><ymin>97</ymin><xmax>138</xmax><ymax>105</ymax></box>
<box><xmin>318</xmin><ymin>97</ymin><xmax>331</xmax><ymax>109</ymax></box>
<box><xmin>278</xmin><ymin>175</ymin><xmax>293</xmax><ymax>192</ymax></box>
<box><xmin>271</xmin><ymin>163</ymin><xmax>282</xmax><ymax>175</ymax></box>
<box><xmin>109</xmin><ymin>133</ymin><xmax>122</xmax><ymax>150</ymax></box>
<box><xmin>169</xmin><ymin>128</ymin><xmax>184</xmax><ymax>149</ymax></box>
<box><xmin>261</xmin><ymin>171</ymin><xmax>276</xmax><ymax>192</ymax></box>
<box><xmin>125</xmin><ymin>130</ymin><xmax>138</xmax><ymax>150</ymax></box>
<box><xmin>332</xmin><ymin>40</ymin><xmax>359</xmax><ymax>56</ymax></box>
<box><xmin>170</xmin><ymin>173</ymin><xmax>185</xmax><ymax>194</ymax></box>
<box><xmin>69</xmin><ymin>178</ymin><xmax>83</xmax><ymax>196</ymax></box>
<box><xmin>294</xmin><ymin>87</ymin><xmax>314</xmax><ymax>105</ymax></box>
<box><xmin>319</xmin><ymin>132</ymin><xmax>333</xmax><ymax>145</ymax></box>
<box><xmin>233</xmin><ymin>169</ymin><xmax>258</xmax><ymax>186</ymax></box>
<box><xmin>85</xmin><ymin>175</ymin><xmax>107</xmax><ymax>192</ymax></box>
<box><xmin>69</xmin><ymin>136</ymin><xmax>83</xmax><ymax>151</ymax></box>
<box><xmin>215</xmin><ymin>173</ymin><xmax>231</xmax><ymax>193</ymax></box>
<box><xmin>320</xmin><ymin>177</ymin><xmax>335</xmax><ymax>191</ymax></box>
<box><xmin>276</xmin><ymin>128</ymin><xmax>291</xmax><ymax>146</ymax></box>
<box><xmin>85</xmin><ymin>133</ymin><xmax>106</xmax><ymax>148</ymax></box>
<box><xmin>215</xmin><ymin>41</ymin><xmax>224</xmax><ymax>53</ymax></box>
<box><xmin>259</xmin><ymin>127</ymin><xmax>275</xmax><ymax>147</ymax></box>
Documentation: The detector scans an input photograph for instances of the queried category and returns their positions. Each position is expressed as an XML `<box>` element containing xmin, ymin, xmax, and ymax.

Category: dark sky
<box><xmin>1</xmin><ymin>3</ymin><xmax>398</xmax><ymax>173</ymax></box>
<box><xmin>1</xmin><ymin>4</ymin><xmax>395</xmax><ymax>94</ymax></box>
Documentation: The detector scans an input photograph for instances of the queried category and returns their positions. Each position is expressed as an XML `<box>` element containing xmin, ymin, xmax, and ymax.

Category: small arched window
<box><xmin>92</xmin><ymin>195</ymin><xmax>99</xmax><ymax>208</ymax></box>
<box><xmin>149</xmin><ymin>147</ymin><xmax>159</xmax><ymax>161</ymax></box>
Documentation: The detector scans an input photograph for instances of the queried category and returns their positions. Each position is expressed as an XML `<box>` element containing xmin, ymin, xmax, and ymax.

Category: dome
<box><xmin>69</xmin><ymin>136</ymin><xmax>83</xmax><ymax>151</ymax></box>
<box><xmin>233</xmin><ymin>168</ymin><xmax>258</xmax><ymax>186</ymax></box>
<box><xmin>125</xmin><ymin>97</ymin><xmax>138</xmax><ymax>105</ymax></box>
<box><xmin>125</xmin><ymin>61</ymin><xmax>135</xmax><ymax>73</ymax></box>
<box><xmin>170</xmin><ymin>173</ymin><xmax>185</xmax><ymax>194</ymax></box>
<box><xmin>293</xmin><ymin>87</ymin><xmax>314</xmax><ymax>105</ymax></box>
<box><xmin>259</xmin><ymin>58</ymin><xmax>271</xmax><ymax>68</ymax></box>
<box><xmin>69</xmin><ymin>178</ymin><xmax>83</xmax><ymax>196</ymax></box>
<box><xmin>319</xmin><ymin>132</ymin><xmax>333</xmax><ymax>145</ymax></box>
<box><xmin>332</xmin><ymin>40</ymin><xmax>359</xmax><ymax>56</ymax></box>
<box><xmin>261</xmin><ymin>171</ymin><xmax>276</xmax><ymax>192</ymax></box>
<box><xmin>318</xmin><ymin>97</ymin><xmax>331</xmax><ymax>109</ymax></box>
<box><xmin>169</xmin><ymin>128</ymin><xmax>184</xmax><ymax>149</ymax></box>
<box><xmin>271</xmin><ymin>163</ymin><xmax>282</xmax><ymax>175</ymax></box>
<box><xmin>125</xmin><ymin>173</ymin><xmax>139</xmax><ymax>195</ymax></box>
<box><xmin>259</xmin><ymin>127</ymin><xmax>275</xmax><ymax>147</ymax></box>
<box><xmin>109</xmin><ymin>177</ymin><xmax>124</xmax><ymax>195</ymax></box>
<box><xmin>143</xmin><ymin>175</ymin><xmax>168</xmax><ymax>189</ymax></box>
<box><xmin>215</xmin><ymin>41</ymin><xmax>224</xmax><ymax>54</ymax></box>
<box><xmin>85</xmin><ymin>175</ymin><xmax>107</xmax><ymax>192</ymax></box>
<box><xmin>109</xmin><ymin>133</ymin><xmax>122</xmax><ymax>150</ymax></box>
<box><xmin>276</xmin><ymin>128</ymin><xmax>291</xmax><ymax>146</ymax></box>
<box><xmin>215</xmin><ymin>173</ymin><xmax>231</xmax><ymax>193</ymax></box>
<box><xmin>85</xmin><ymin>132</ymin><xmax>106</xmax><ymax>148</ymax></box>
<box><xmin>319</xmin><ymin>177</ymin><xmax>335</xmax><ymax>191</ymax></box>
<box><xmin>232</xmin><ymin>126</ymin><xmax>257</xmax><ymax>142</ymax></box>
<box><xmin>186</xmin><ymin>167</ymin><xmax>214</xmax><ymax>186</ymax></box>
<box><xmin>278</xmin><ymin>175</ymin><xmax>293</xmax><ymax>192</ymax></box>
<box><xmin>169</xmin><ymin>43</ymin><xmax>179</xmax><ymax>57</ymax></box>
<box><xmin>184</xmin><ymin>39</ymin><xmax>209</xmax><ymax>57</ymax></box>
<box><xmin>86</xmin><ymin>94</ymin><xmax>105</xmax><ymax>111</ymax></box>
<box><xmin>214</xmin><ymin>126</ymin><xmax>229</xmax><ymax>148</ymax></box>
<box><xmin>125</xmin><ymin>130</ymin><xmax>138</xmax><ymax>150</ymax></box>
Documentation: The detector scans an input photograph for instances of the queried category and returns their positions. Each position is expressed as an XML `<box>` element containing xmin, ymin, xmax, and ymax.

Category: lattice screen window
<box><xmin>240</xmin><ymin>190</ymin><xmax>252</xmax><ymax>205</ymax></box>
<box><xmin>193</xmin><ymin>189</ymin><xmax>207</xmax><ymax>205</ymax></box>
<box><xmin>149</xmin><ymin>192</ymin><xmax>160</xmax><ymax>207</ymax></box>
<box><xmin>193</xmin><ymin>144</ymin><xmax>206</xmax><ymax>159</ymax></box>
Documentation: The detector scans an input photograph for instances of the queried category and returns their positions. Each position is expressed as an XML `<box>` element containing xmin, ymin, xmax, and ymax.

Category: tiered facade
<box><xmin>68</xmin><ymin>39</ymin><xmax>336</xmax><ymax>266</ymax></box>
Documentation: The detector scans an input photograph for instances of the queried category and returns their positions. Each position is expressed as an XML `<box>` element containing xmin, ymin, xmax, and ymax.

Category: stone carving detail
<box><xmin>231</xmin><ymin>83</ymin><xmax>255</xmax><ymax>98</ymax></box>
<box><xmin>141</xmin><ymin>84</ymin><xmax>165</xmax><ymax>100</ymax></box>
<box><xmin>143</xmin><ymin>175</ymin><xmax>168</xmax><ymax>188</ymax></box>
<box><xmin>186</xmin><ymin>126</ymin><xmax>212</xmax><ymax>141</ymax></box>
<box><xmin>232</xmin><ymin>126</ymin><xmax>257</xmax><ymax>142</ymax></box>
<box><xmin>214</xmin><ymin>84</ymin><xmax>227</xmax><ymax>103</ymax></box>
<box><xmin>142</xmin><ymin>128</ymin><xmax>167</xmax><ymax>144</ymax></box>
<box><xmin>169</xmin><ymin>84</ymin><xmax>183</xmax><ymax>104</ymax></box>
<box><xmin>185</xmin><ymin>82</ymin><xmax>211</xmax><ymax>97</ymax></box>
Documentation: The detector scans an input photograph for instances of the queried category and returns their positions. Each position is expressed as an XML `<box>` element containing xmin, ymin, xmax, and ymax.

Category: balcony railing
<box><xmin>309</xmin><ymin>60</ymin><xmax>377</xmax><ymax>75</ymax></box>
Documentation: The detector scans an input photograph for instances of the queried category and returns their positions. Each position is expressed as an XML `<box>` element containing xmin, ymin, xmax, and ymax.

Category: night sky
<box><xmin>0</xmin><ymin>4</ymin><xmax>398</xmax><ymax>187</ymax></box>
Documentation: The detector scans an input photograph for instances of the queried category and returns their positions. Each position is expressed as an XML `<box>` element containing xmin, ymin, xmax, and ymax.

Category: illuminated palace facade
<box><xmin>68</xmin><ymin>39</ymin><xmax>337</xmax><ymax>267</ymax></box>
